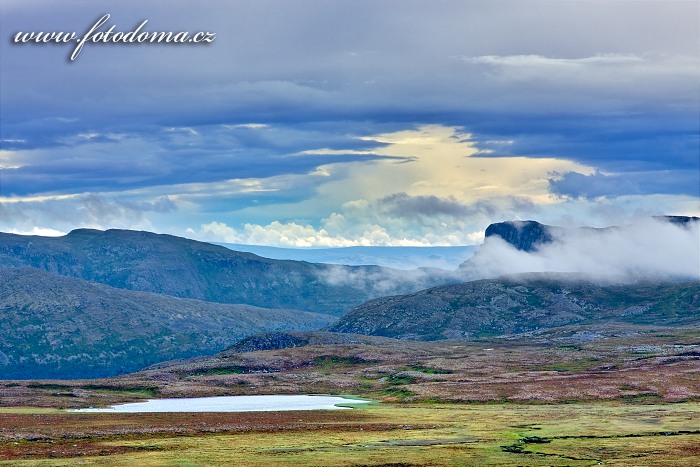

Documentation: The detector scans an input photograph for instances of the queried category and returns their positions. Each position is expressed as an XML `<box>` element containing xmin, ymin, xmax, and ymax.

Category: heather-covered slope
<box><xmin>0</xmin><ymin>229</ymin><xmax>453</xmax><ymax>315</ymax></box>
<box><xmin>329</xmin><ymin>275</ymin><xmax>700</xmax><ymax>340</ymax></box>
<box><xmin>0</xmin><ymin>268</ymin><xmax>335</xmax><ymax>379</ymax></box>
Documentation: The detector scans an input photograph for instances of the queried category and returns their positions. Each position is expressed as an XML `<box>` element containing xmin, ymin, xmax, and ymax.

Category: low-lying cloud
<box><xmin>464</xmin><ymin>217</ymin><xmax>700</xmax><ymax>281</ymax></box>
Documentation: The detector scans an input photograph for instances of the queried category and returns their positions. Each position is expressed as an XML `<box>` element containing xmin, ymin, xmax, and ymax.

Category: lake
<box><xmin>70</xmin><ymin>395</ymin><xmax>371</xmax><ymax>413</ymax></box>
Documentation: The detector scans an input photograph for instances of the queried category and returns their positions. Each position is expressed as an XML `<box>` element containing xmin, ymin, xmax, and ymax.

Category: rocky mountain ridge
<box><xmin>329</xmin><ymin>274</ymin><xmax>700</xmax><ymax>340</ymax></box>
<box><xmin>0</xmin><ymin>228</ymin><xmax>455</xmax><ymax>315</ymax></box>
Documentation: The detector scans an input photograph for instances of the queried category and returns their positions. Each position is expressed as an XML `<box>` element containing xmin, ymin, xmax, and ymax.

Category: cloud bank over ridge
<box><xmin>464</xmin><ymin>218</ymin><xmax>700</xmax><ymax>281</ymax></box>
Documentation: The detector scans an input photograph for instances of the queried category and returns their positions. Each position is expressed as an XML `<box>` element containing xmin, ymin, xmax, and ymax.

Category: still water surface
<box><xmin>71</xmin><ymin>395</ymin><xmax>370</xmax><ymax>413</ymax></box>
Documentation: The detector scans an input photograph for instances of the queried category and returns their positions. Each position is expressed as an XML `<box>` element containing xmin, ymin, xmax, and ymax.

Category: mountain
<box><xmin>482</xmin><ymin>220</ymin><xmax>556</xmax><ymax>252</ymax></box>
<box><xmin>219</xmin><ymin>330</ymin><xmax>398</xmax><ymax>354</ymax></box>
<box><xmin>329</xmin><ymin>274</ymin><xmax>700</xmax><ymax>340</ymax></box>
<box><xmin>0</xmin><ymin>229</ymin><xmax>455</xmax><ymax>315</ymax></box>
<box><xmin>0</xmin><ymin>268</ymin><xmax>335</xmax><ymax>379</ymax></box>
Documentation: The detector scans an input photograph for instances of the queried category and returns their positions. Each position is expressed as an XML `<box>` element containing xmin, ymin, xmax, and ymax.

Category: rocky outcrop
<box><xmin>221</xmin><ymin>331</ymin><xmax>398</xmax><ymax>355</ymax></box>
<box><xmin>226</xmin><ymin>332</ymin><xmax>312</xmax><ymax>353</ymax></box>
<box><xmin>483</xmin><ymin>220</ymin><xmax>555</xmax><ymax>252</ymax></box>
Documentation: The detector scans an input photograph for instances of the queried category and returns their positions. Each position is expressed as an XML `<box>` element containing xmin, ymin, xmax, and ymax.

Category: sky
<box><xmin>1</xmin><ymin>0</ymin><xmax>699</xmax><ymax>247</ymax></box>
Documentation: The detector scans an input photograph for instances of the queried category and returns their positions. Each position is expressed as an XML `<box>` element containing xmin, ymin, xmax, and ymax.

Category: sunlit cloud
<box><xmin>188</xmin><ymin>125</ymin><xmax>598</xmax><ymax>246</ymax></box>
<box><xmin>1</xmin><ymin>2</ymin><xmax>697</xmax><ymax>246</ymax></box>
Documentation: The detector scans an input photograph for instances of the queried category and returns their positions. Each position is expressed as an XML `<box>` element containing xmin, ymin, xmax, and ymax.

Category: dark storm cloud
<box><xmin>549</xmin><ymin>170</ymin><xmax>700</xmax><ymax>200</ymax></box>
<box><xmin>378</xmin><ymin>193</ymin><xmax>475</xmax><ymax>219</ymax></box>
<box><xmin>377</xmin><ymin>193</ymin><xmax>538</xmax><ymax>220</ymax></box>
<box><xmin>0</xmin><ymin>123</ymin><xmax>393</xmax><ymax>196</ymax></box>
<box><xmin>1</xmin><ymin>0</ymin><xmax>698</xmax><ymax>212</ymax></box>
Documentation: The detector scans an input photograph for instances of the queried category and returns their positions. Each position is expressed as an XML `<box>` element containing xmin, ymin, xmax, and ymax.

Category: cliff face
<box><xmin>483</xmin><ymin>221</ymin><xmax>554</xmax><ymax>252</ymax></box>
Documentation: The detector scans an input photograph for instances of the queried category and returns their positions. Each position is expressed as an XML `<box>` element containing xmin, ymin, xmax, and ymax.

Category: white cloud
<box><xmin>198</xmin><ymin>220</ymin><xmax>438</xmax><ymax>247</ymax></box>
<box><xmin>465</xmin><ymin>217</ymin><xmax>700</xmax><ymax>280</ymax></box>
<box><xmin>185</xmin><ymin>125</ymin><xmax>700</xmax><ymax>248</ymax></box>
<box><xmin>6</xmin><ymin>226</ymin><xmax>66</xmax><ymax>237</ymax></box>
<box><xmin>221</xmin><ymin>123</ymin><xmax>269</xmax><ymax>130</ymax></box>
<box><xmin>0</xmin><ymin>194</ymin><xmax>162</xmax><ymax>235</ymax></box>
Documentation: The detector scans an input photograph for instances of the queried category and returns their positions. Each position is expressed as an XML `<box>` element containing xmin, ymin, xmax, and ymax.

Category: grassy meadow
<box><xmin>1</xmin><ymin>401</ymin><xmax>699</xmax><ymax>465</ymax></box>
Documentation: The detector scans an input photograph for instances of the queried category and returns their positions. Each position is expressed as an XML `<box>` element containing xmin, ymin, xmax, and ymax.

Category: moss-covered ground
<box><xmin>1</xmin><ymin>401</ymin><xmax>699</xmax><ymax>465</ymax></box>
<box><xmin>2</xmin><ymin>326</ymin><xmax>698</xmax><ymax>465</ymax></box>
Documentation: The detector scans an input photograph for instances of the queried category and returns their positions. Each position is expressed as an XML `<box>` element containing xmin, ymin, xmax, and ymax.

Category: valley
<box><xmin>1</xmin><ymin>326</ymin><xmax>699</xmax><ymax>465</ymax></box>
<box><xmin>0</xmin><ymin>218</ymin><xmax>698</xmax><ymax>465</ymax></box>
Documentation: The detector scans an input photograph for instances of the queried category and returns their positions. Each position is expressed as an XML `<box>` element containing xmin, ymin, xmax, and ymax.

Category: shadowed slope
<box><xmin>0</xmin><ymin>268</ymin><xmax>335</xmax><ymax>379</ymax></box>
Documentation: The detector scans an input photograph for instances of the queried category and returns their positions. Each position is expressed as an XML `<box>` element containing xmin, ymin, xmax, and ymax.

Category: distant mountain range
<box><xmin>216</xmin><ymin>243</ymin><xmax>477</xmax><ymax>270</ymax></box>
<box><xmin>0</xmin><ymin>229</ymin><xmax>455</xmax><ymax>316</ymax></box>
<box><xmin>0</xmin><ymin>268</ymin><xmax>334</xmax><ymax>379</ymax></box>
<box><xmin>329</xmin><ymin>274</ymin><xmax>700</xmax><ymax>340</ymax></box>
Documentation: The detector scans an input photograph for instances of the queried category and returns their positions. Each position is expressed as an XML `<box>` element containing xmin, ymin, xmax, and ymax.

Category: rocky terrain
<box><xmin>0</xmin><ymin>268</ymin><xmax>335</xmax><ymax>379</ymax></box>
<box><xmin>329</xmin><ymin>274</ymin><xmax>700</xmax><ymax>340</ymax></box>
<box><xmin>0</xmin><ymin>228</ymin><xmax>456</xmax><ymax>315</ymax></box>
<box><xmin>2</xmin><ymin>324</ymin><xmax>699</xmax><ymax>408</ymax></box>
<box><xmin>0</xmin><ymin>217</ymin><xmax>697</xmax><ymax>381</ymax></box>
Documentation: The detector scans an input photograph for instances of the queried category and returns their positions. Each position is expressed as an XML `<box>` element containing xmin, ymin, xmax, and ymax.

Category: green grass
<box><xmin>4</xmin><ymin>401</ymin><xmax>700</xmax><ymax>466</ymax></box>
<box><xmin>0</xmin><ymin>407</ymin><xmax>64</xmax><ymax>414</ymax></box>
<box><xmin>312</xmin><ymin>355</ymin><xmax>371</xmax><ymax>369</ymax></box>
<box><xmin>402</xmin><ymin>364</ymin><xmax>453</xmax><ymax>374</ymax></box>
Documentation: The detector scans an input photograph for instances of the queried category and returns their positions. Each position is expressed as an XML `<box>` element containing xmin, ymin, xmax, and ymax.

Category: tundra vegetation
<box><xmin>0</xmin><ymin>221</ymin><xmax>698</xmax><ymax>464</ymax></box>
<box><xmin>1</xmin><ymin>326</ymin><xmax>699</xmax><ymax>465</ymax></box>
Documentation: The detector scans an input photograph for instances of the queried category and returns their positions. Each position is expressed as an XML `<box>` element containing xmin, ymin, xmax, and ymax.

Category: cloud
<box><xmin>1</xmin><ymin>2</ymin><xmax>698</xmax><ymax>242</ymax></box>
<box><xmin>0</xmin><ymin>193</ymin><xmax>174</xmax><ymax>234</ymax></box>
<box><xmin>100</xmin><ymin>124</ymin><xmax>697</xmax><ymax>248</ymax></box>
<box><xmin>5</xmin><ymin>226</ymin><xmax>65</xmax><ymax>237</ymax></box>
<box><xmin>198</xmin><ymin>219</ymin><xmax>443</xmax><ymax>248</ymax></box>
<box><xmin>186</xmin><ymin>125</ymin><xmax>595</xmax><ymax>246</ymax></box>
<box><xmin>196</xmin><ymin>213</ymin><xmax>488</xmax><ymax>248</ymax></box>
<box><xmin>549</xmin><ymin>170</ymin><xmax>700</xmax><ymax>199</ymax></box>
<box><xmin>458</xmin><ymin>53</ymin><xmax>699</xmax><ymax>96</ymax></box>
<box><xmin>0</xmin><ymin>123</ymin><xmax>391</xmax><ymax>197</ymax></box>
<box><xmin>311</xmin><ymin>125</ymin><xmax>593</xmax><ymax>206</ymax></box>
<box><xmin>378</xmin><ymin>193</ymin><xmax>477</xmax><ymax>219</ymax></box>
<box><xmin>377</xmin><ymin>192</ymin><xmax>538</xmax><ymax>220</ymax></box>
<box><xmin>317</xmin><ymin>263</ymin><xmax>456</xmax><ymax>297</ymax></box>
<box><xmin>464</xmin><ymin>217</ymin><xmax>700</xmax><ymax>281</ymax></box>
